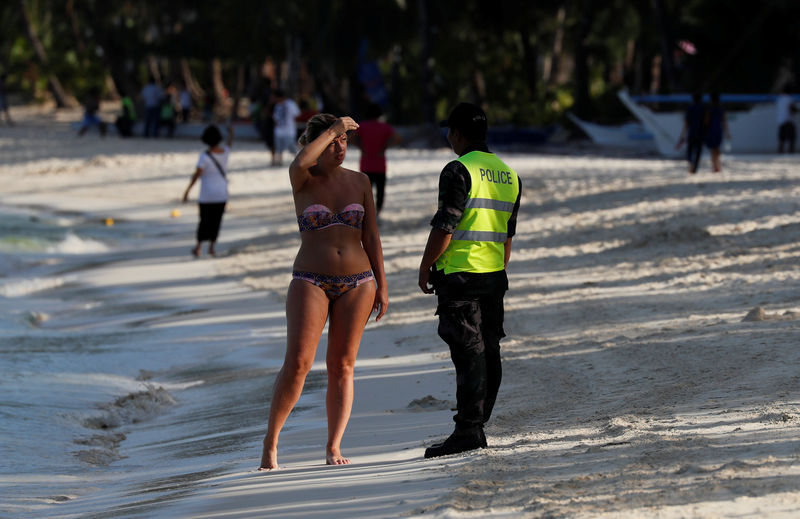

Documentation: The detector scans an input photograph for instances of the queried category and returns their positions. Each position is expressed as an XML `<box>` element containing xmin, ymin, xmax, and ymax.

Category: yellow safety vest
<box><xmin>436</xmin><ymin>151</ymin><xmax>519</xmax><ymax>274</ymax></box>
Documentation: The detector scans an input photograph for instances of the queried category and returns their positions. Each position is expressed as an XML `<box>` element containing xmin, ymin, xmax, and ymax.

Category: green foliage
<box><xmin>3</xmin><ymin>0</ymin><xmax>799</xmax><ymax>124</ymax></box>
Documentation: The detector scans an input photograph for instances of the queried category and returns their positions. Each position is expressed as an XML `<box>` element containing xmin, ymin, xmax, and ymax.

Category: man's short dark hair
<box><xmin>440</xmin><ymin>102</ymin><xmax>487</xmax><ymax>142</ymax></box>
<box><xmin>365</xmin><ymin>102</ymin><xmax>383</xmax><ymax>120</ymax></box>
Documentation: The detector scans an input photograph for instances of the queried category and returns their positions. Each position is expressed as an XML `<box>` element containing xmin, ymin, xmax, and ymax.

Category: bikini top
<box><xmin>297</xmin><ymin>203</ymin><xmax>365</xmax><ymax>231</ymax></box>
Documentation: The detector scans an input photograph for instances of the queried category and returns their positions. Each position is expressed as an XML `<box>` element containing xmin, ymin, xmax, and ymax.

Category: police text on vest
<box><xmin>479</xmin><ymin>168</ymin><xmax>513</xmax><ymax>185</ymax></box>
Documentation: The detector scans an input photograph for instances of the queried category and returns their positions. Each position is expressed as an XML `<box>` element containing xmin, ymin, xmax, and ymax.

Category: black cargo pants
<box><xmin>436</xmin><ymin>291</ymin><xmax>506</xmax><ymax>431</ymax></box>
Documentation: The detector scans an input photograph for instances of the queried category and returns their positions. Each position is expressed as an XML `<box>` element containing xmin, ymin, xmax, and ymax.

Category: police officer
<box><xmin>418</xmin><ymin>102</ymin><xmax>521</xmax><ymax>458</ymax></box>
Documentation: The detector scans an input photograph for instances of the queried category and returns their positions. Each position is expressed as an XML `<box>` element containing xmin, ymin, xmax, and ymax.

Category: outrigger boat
<box><xmin>617</xmin><ymin>89</ymin><xmax>800</xmax><ymax>157</ymax></box>
<box><xmin>567</xmin><ymin>112</ymin><xmax>656</xmax><ymax>151</ymax></box>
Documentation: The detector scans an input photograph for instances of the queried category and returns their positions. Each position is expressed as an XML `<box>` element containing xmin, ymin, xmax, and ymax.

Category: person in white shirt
<box><xmin>272</xmin><ymin>89</ymin><xmax>301</xmax><ymax>166</ymax></box>
<box><xmin>182</xmin><ymin>124</ymin><xmax>234</xmax><ymax>257</ymax></box>
<box><xmin>777</xmin><ymin>85</ymin><xmax>797</xmax><ymax>153</ymax></box>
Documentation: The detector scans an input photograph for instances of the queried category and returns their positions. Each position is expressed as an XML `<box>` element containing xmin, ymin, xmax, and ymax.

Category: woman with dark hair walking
<box><xmin>182</xmin><ymin>124</ymin><xmax>234</xmax><ymax>257</ymax></box>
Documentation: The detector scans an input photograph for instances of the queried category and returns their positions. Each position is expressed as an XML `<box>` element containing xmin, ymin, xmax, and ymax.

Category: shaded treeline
<box><xmin>1</xmin><ymin>0</ymin><xmax>799</xmax><ymax>124</ymax></box>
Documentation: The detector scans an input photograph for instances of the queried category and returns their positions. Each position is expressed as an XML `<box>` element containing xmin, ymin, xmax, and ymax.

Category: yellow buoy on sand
<box><xmin>171</xmin><ymin>209</ymin><xmax>181</xmax><ymax>218</ymax></box>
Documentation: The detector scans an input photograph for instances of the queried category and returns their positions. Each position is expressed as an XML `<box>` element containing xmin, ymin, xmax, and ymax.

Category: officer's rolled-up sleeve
<box><xmin>506</xmin><ymin>179</ymin><xmax>522</xmax><ymax>238</ymax></box>
<box><xmin>430</xmin><ymin>161</ymin><xmax>470</xmax><ymax>234</ymax></box>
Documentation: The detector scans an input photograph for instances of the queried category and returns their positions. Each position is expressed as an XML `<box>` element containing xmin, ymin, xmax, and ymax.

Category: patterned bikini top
<box><xmin>297</xmin><ymin>203</ymin><xmax>365</xmax><ymax>231</ymax></box>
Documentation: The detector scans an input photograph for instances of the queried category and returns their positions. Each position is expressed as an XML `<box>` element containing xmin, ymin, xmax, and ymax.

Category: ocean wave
<box><xmin>0</xmin><ymin>275</ymin><xmax>73</xmax><ymax>297</ymax></box>
<box><xmin>0</xmin><ymin>236</ymin><xmax>53</xmax><ymax>254</ymax></box>
<box><xmin>46</xmin><ymin>232</ymin><xmax>109</xmax><ymax>254</ymax></box>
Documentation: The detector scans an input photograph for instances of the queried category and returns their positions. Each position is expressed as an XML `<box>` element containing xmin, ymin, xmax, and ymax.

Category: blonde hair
<box><xmin>298</xmin><ymin>113</ymin><xmax>338</xmax><ymax>146</ymax></box>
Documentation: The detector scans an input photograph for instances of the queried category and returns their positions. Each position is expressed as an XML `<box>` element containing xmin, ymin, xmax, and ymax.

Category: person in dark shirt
<box><xmin>676</xmin><ymin>92</ymin><xmax>706</xmax><ymax>174</ymax></box>
<box><xmin>418</xmin><ymin>102</ymin><xmax>521</xmax><ymax>458</ymax></box>
<box><xmin>704</xmin><ymin>92</ymin><xmax>730</xmax><ymax>173</ymax></box>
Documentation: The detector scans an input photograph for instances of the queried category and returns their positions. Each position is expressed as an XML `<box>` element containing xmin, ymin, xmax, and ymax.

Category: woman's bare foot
<box><xmin>259</xmin><ymin>448</ymin><xmax>279</xmax><ymax>471</ymax></box>
<box><xmin>326</xmin><ymin>449</ymin><xmax>351</xmax><ymax>466</ymax></box>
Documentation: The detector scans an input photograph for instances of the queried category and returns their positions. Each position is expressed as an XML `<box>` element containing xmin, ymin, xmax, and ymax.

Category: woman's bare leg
<box><xmin>711</xmin><ymin>148</ymin><xmax>722</xmax><ymax>172</ymax></box>
<box><xmin>260</xmin><ymin>280</ymin><xmax>329</xmax><ymax>470</ymax></box>
<box><xmin>324</xmin><ymin>281</ymin><xmax>376</xmax><ymax>465</ymax></box>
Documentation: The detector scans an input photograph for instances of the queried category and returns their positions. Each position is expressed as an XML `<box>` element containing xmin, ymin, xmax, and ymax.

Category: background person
<box><xmin>179</xmin><ymin>83</ymin><xmax>192</xmax><ymax>123</ymax></box>
<box><xmin>705</xmin><ymin>92</ymin><xmax>731</xmax><ymax>172</ymax></box>
<box><xmin>353</xmin><ymin>102</ymin><xmax>402</xmax><ymax>217</ymax></box>
<box><xmin>777</xmin><ymin>85</ymin><xmax>797</xmax><ymax>153</ymax></box>
<box><xmin>676</xmin><ymin>91</ymin><xmax>706</xmax><ymax>174</ymax></box>
<box><xmin>77</xmin><ymin>87</ymin><xmax>107</xmax><ymax>137</ymax></box>
<box><xmin>114</xmin><ymin>91</ymin><xmax>137</xmax><ymax>137</ymax></box>
<box><xmin>158</xmin><ymin>92</ymin><xmax>177</xmax><ymax>138</ymax></box>
<box><xmin>182</xmin><ymin>124</ymin><xmax>234</xmax><ymax>257</ymax></box>
<box><xmin>140</xmin><ymin>76</ymin><xmax>163</xmax><ymax>137</ymax></box>
<box><xmin>271</xmin><ymin>89</ymin><xmax>300</xmax><ymax>166</ymax></box>
<box><xmin>418</xmin><ymin>102</ymin><xmax>521</xmax><ymax>459</ymax></box>
<box><xmin>0</xmin><ymin>72</ymin><xmax>13</xmax><ymax>126</ymax></box>
<box><xmin>260</xmin><ymin>113</ymin><xmax>388</xmax><ymax>470</ymax></box>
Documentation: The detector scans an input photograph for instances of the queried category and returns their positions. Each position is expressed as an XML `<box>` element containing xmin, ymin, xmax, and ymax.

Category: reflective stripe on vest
<box><xmin>436</xmin><ymin>151</ymin><xmax>519</xmax><ymax>274</ymax></box>
<box><xmin>465</xmin><ymin>197</ymin><xmax>515</xmax><ymax>212</ymax></box>
<box><xmin>452</xmin><ymin>229</ymin><xmax>508</xmax><ymax>242</ymax></box>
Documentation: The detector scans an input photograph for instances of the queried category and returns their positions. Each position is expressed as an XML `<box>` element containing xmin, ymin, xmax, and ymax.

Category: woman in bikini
<box><xmin>260</xmin><ymin>114</ymin><xmax>388</xmax><ymax>470</ymax></box>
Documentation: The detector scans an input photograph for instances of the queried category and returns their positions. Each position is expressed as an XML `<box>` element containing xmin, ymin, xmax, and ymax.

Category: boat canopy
<box><xmin>631</xmin><ymin>94</ymin><xmax>800</xmax><ymax>104</ymax></box>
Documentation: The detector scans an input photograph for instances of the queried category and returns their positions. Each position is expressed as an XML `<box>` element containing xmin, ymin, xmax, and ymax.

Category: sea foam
<box><xmin>46</xmin><ymin>233</ymin><xmax>109</xmax><ymax>254</ymax></box>
<box><xmin>0</xmin><ymin>276</ymin><xmax>73</xmax><ymax>297</ymax></box>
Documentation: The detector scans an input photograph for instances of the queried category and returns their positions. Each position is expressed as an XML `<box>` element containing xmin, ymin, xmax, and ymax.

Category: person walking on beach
<box><xmin>77</xmin><ymin>87</ymin><xmax>107</xmax><ymax>137</ymax></box>
<box><xmin>353</xmin><ymin>102</ymin><xmax>402</xmax><ymax>217</ymax></box>
<box><xmin>418</xmin><ymin>102</ymin><xmax>521</xmax><ymax>458</ymax></box>
<box><xmin>271</xmin><ymin>89</ymin><xmax>300</xmax><ymax>167</ymax></box>
<box><xmin>0</xmin><ymin>72</ymin><xmax>13</xmax><ymax>126</ymax></box>
<box><xmin>114</xmin><ymin>91</ymin><xmax>136</xmax><ymax>137</ymax></box>
<box><xmin>676</xmin><ymin>92</ymin><xmax>706</xmax><ymax>174</ymax></box>
<box><xmin>178</xmin><ymin>83</ymin><xmax>193</xmax><ymax>123</ymax></box>
<box><xmin>182</xmin><ymin>124</ymin><xmax>234</xmax><ymax>257</ymax></box>
<box><xmin>777</xmin><ymin>85</ymin><xmax>797</xmax><ymax>153</ymax></box>
<box><xmin>260</xmin><ymin>113</ymin><xmax>388</xmax><ymax>470</ymax></box>
<box><xmin>141</xmin><ymin>76</ymin><xmax>163</xmax><ymax>138</ymax></box>
<box><xmin>705</xmin><ymin>92</ymin><xmax>730</xmax><ymax>173</ymax></box>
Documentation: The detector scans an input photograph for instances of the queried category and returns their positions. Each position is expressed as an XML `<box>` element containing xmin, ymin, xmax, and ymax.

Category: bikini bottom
<box><xmin>292</xmin><ymin>270</ymin><xmax>374</xmax><ymax>300</ymax></box>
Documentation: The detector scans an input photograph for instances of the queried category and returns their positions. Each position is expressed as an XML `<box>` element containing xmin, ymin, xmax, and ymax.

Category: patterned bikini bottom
<box><xmin>292</xmin><ymin>270</ymin><xmax>374</xmax><ymax>300</ymax></box>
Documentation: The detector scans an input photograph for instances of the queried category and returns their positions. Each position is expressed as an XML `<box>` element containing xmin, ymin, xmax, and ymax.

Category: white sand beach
<box><xmin>2</xmin><ymin>106</ymin><xmax>800</xmax><ymax>518</ymax></box>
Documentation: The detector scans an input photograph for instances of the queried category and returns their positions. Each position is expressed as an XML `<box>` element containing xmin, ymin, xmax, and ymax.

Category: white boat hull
<box><xmin>618</xmin><ymin>90</ymin><xmax>781</xmax><ymax>156</ymax></box>
<box><xmin>567</xmin><ymin>113</ymin><xmax>656</xmax><ymax>151</ymax></box>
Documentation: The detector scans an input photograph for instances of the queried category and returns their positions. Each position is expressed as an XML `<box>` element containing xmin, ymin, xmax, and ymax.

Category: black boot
<box><xmin>424</xmin><ymin>427</ymin><xmax>486</xmax><ymax>458</ymax></box>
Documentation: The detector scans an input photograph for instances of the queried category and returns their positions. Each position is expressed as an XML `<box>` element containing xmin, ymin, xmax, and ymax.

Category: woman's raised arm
<box><xmin>289</xmin><ymin>116</ymin><xmax>359</xmax><ymax>191</ymax></box>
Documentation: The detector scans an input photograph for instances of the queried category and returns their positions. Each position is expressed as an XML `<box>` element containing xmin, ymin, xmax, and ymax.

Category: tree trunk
<box><xmin>18</xmin><ymin>0</ymin><xmax>71</xmax><ymax>107</ymax></box>
<box><xmin>212</xmin><ymin>58</ymin><xmax>226</xmax><ymax>102</ymax></box>
<box><xmin>519</xmin><ymin>25</ymin><xmax>540</xmax><ymax>103</ymax></box>
<box><xmin>181</xmin><ymin>59</ymin><xmax>204</xmax><ymax>99</ymax></box>
<box><xmin>650</xmin><ymin>0</ymin><xmax>676</xmax><ymax>92</ymax></box>
<box><xmin>286</xmin><ymin>35</ymin><xmax>302</xmax><ymax>97</ymax></box>
<box><xmin>147</xmin><ymin>56</ymin><xmax>162</xmax><ymax>85</ymax></box>
<box><xmin>547</xmin><ymin>5</ymin><xmax>566</xmax><ymax>85</ymax></box>
<box><xmin>65</xmin><ymin>0</ymin><xmax>86</xmax><ymax>55</ymax></box>
<box><xmin>572</xmin><ymin>0</ymin><xmax>593</xmax><ymax>117</ymax></box>
<box><xmin>230</xmin><ymin>63</ymin><xmax>245</xmax><ymax>121</ymax></box>
<box><xmin>417</xmin><ymin>0</ymin><xmax>434</xmax><ymax>126</ymax></box>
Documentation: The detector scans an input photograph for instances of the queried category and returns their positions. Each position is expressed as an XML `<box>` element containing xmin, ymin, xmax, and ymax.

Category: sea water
<box><xmin>0</xmin><ymin>207</ymin><xmax>290</xmax><ymax>518</ymax></box>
